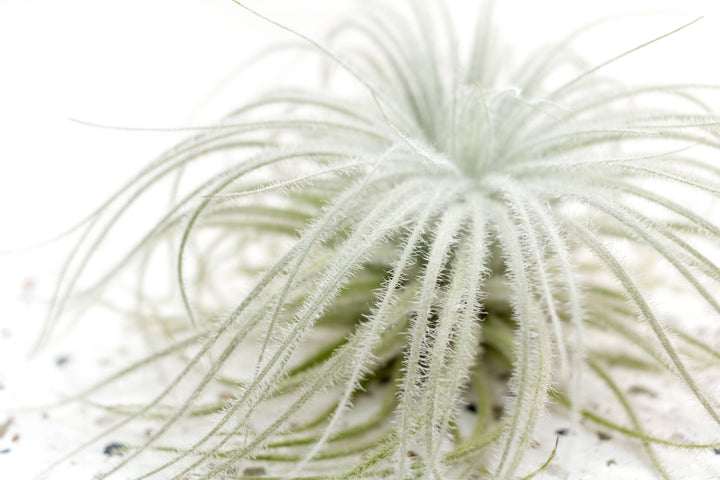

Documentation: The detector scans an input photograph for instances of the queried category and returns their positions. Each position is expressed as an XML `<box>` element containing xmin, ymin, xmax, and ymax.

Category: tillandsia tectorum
<box><xmin>33</xmin><ymin>0</ymin><xmax>720</xmax><ymax>478</ymax></box>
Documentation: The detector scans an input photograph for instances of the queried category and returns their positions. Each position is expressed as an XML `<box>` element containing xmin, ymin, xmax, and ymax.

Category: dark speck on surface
<box><xmin>55</xmin><ymin>355</ymin><xmax>70</xmax><ymax>367</ymax></box>
<box><xmin>597</xmin><ymin>431</ymin><xmax>612</xmax><ymax>441</ymax></box>
<box><xmin>103</xmin><ymin>442</ymin><xmax>126</xmax><ymax>456</ymax></box>
<box><xmin>555</xmin><ymin>428</ymin><xmax>569</xmax><ymax>436</ymax></box>
<box><xmin>713</xmin><ymin>447</ymin><xmax>720</xmax><ymax>455</ymax></box>
<box><xmin>465</xmin><ymin>403</ymin><xmax>477</xmax><ymax>413</ymax></box>
<box><xmin>492</xmin><ymin>405</ymin><xmax>504</xmax><ymax>419</ymax></box>
<box><xmin>607</xmin><ymin>459</ymin><xmax>617</xmax><ymax>466</ymax></box>
<box><xmin>242</xmin><ymin>467</ymin><xmax>266</xmax><ymax>476</ymax></box>
<box><xmin>627</xmin><ymin>385</ymin><xmax>657</xmax><ymax>398</ymax></box>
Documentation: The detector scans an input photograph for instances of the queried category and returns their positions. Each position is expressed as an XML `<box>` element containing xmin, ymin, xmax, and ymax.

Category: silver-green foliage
<box><xmin>42</xmin><ymin>1</ymin><xmax>720</xmax><ymax>478</ymax></box>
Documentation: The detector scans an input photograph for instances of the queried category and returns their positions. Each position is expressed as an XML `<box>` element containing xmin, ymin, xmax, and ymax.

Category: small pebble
<box><xmin>555</xmin><ymin>428</ymin><xmax>569</xmax><ymax>436</ymax></box>
<box><xmin>607</xmin><ymin>459</ymin><xmax>617</xmax><ymax>466</ymax></box>
<box><xmin>627</xmin><ymin>385</ymin><xmax>657</xmax><ymax>398</ymax></box>
<box><xmin>407</xmin><ymin>450</ymin><xmax>419</xmax><ymax>458</ymax></box>
<box><xmin>55</xmin><ymin>355</ymin><xmax>70</xmax><ymax>367</ymax></box>
<box><xmin>242</xmin><ymin>467</ymin><xmax>266</xmax><ymax>476</ymax></box>
<box><xmin>103</xmin><ymin>442</ymin><xmax>126</xmax><ymax>456</ymax></box>
<box><xmin>597</xmin><ymin>431</ymin><xmax>612</xmax><ymax>441</ymax></box>
<box><xmin>465</xmin><ymin>403</ymin><xmax>477</xmax><ymax>413</ymax></box>
<box><xmin>669</xmin><ymin>432</ymin><xmax>689</xmax><ymax>443</ymax></box>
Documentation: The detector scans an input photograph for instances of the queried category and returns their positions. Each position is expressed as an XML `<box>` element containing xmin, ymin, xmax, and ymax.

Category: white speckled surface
<box><xmin>2</xmin><ymin>1</ymin><xmax>720</xmax><ymax>479</ymax></box>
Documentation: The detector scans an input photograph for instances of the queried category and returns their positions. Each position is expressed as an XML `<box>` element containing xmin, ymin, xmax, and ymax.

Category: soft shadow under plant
<box><xmin>36</xmin><ymin>1</ymin><xmax>720</xmax><ymax>478</ymax></box>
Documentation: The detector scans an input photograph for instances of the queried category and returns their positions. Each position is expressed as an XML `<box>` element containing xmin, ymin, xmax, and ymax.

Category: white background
<box><xmin>2</xmin><ymin>1</ymin><xmax>720</xmax><ymax>479</ymax></box>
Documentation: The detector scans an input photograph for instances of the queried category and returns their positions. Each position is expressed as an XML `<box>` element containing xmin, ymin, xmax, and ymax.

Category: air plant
<box><xmin>34</xmin><ymin>0</ymin><xmax>720</xmax><ymax>478</ymax></box>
